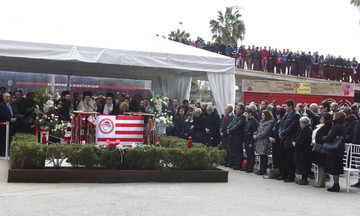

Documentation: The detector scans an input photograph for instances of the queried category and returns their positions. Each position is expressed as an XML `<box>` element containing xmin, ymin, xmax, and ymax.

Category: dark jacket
<box><xmin>204</xmin><ymin>111</ymin><xmax>221</xmax><ymax>142</ymax></box>
<box><xmin>270</xmin><ymin>119</ymin><xmax>282</xmax><ymax>144</ymax></box>
<box><xmin>344</xmin><ymin>114</ymin><xmax>358</xmax><ymax>143</ymax></box>
<box><xmin>97</xmin><ymin>103</ymin><xmax>120</xmax><ymax>115</ymax></box>
<box><xmin>294</xmin><ymin>125</ymin><xmax>313</xmax><ymax>167</ymax></box>
<box><xmin>306</xmin><ymin>109</ymin><xmax>320</xmax><ymax>129</ymax></box>
<box><xmin>183</xmin><ymin>119</ymin><xmax>194</xmax><ymax>139</ymax></box>
<box><xmin>0</xmin><ymin>101</ymin><xmax>17</xmax><ymax>122</ymax></box>
<box><xmin>353</xmin><ymin>119</ymin><xmax>360</xmax><ymax>144</ymax></box>
<box><xmin>279</xmin><ymin>109</ymin><xmax>301</xmax><ymax>149</ymax></box>
<box><xmin>315</xmin><ymin>122</ymin><xmax>332</xmax><ymax>145</ymax></box>
<box><xmin>56</xmin><ymin>99</ymin><xmax>72</xmax><ymax>121</ymax></box>
<box><xmin>14</xmin><ymin>98</ymin><xmax>27</xmax><ymax>116</ymax></box>
<box><xmin>0</xmin><ymin>101</ymin><xmax>18</xmax><ymax>136</ymax></box>
<box><xmin>254</xmin><ymin>109</ymin><xmax>262</xmax><ymax>122</ymax></box>
<box><xmin>173</xmin><ymin>115</ymin><xmax>186</xmax><ymax>138</ymax></box>
<box><xmin>220</xmin><ymin>113</ymin><xmax>234</xmax><ymax>145</ymax></box>
<box><xmin>171</xmin><ymin>106</ymin><xmax>180</xmax><ymax>117</ymax></box>
<box><xmin>322</xmin><ymin>119</ymin><xmax>345</xmax><ymax>156</ymax></box>
<box><xmin>118</xmin><ymin>109</ymin><xmax>132</xmax><ymax>115</ymax></box>
<box><xmin>244</xmin><ymin>117</ymin><xmax>258</xmax><ymax>145</ymax></box>
<box><xmin>227</xmin><ymin>113</ymin><xmax>246</xmax><ymax>143</ymax></box>
<box><xmin>192</xmin><ymin>113</ymin><xmax>205</xmax><ymax>144</ymax></box>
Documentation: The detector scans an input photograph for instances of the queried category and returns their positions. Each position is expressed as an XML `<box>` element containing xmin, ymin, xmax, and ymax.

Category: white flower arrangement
<box><xmin>149</xmin><ymin>92</ymin><xmax>173</xmax><ymax>128</ymax></box>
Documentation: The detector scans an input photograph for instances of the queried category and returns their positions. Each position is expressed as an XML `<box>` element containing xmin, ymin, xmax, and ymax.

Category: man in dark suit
<box><xmin>171</xmin><ymin>98</ymin><xmax>180</xmax><ymax>117</ymax></box>
<box><xmin>241</xmin><ymin>109</ymin><xmax>259</xmax><ymax>172</ymax></box>
<box><xmin>278</xmin><ymin>99</ymin><xmax>301</xmax><ymax>182</ymax></box>
<box><xmin>227</xmin><ymin>104</ymin><xmax>246</xmax><ymax>170</ymax></box>
<box><xmin>0</xmin><ymin>92</ymin><xmax>18</xmax><ymax>155</ymax></box>
<box><xmin>220</xmin><ymin>104</ymin><xmax>235</xmax><ymax>166</ymax></box>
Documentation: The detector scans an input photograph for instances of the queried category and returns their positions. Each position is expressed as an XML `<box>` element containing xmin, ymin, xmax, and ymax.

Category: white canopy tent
<box><xmin>0</xmin><ymin>35</ymin><xmax>235</xmax><ymax>115</ymax></box>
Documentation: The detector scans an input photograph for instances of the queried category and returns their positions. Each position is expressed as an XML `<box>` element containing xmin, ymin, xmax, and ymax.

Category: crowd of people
<box><xmin>169</xmin><ymin>97</ymin><xmax>360</xmax><ymax>192</ymax></box>
<box><xmin>0</xmin><ymin>89</ymin><xmax>168</xmax><ymax>154</ymax></box>
<box><xmin>167</xmin><ymin>36</ymin><xmax>360</xmax><ymax>83</ymax></box>
<box><xmin>1</xmin><ymin>87</ymin><xmax>359</xmax><ymax>192</ymax></box>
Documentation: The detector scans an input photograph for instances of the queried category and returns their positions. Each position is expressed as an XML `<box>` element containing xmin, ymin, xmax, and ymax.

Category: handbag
<box><xmin>312</xmin><ymin>143</ymin><xmax>325</xmax><ymax>153</ymax></box>
<box><xmin>323</xmin><ymin>136</ymin><xmax>344</xmax><ymax>152</ymax></box>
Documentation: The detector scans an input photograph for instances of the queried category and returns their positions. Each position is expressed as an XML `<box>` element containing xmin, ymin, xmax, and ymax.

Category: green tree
<box><xmin>209</xmin><ymin>7</ymin><xmax>246</xmax><ymax>44</ymax></box>
<box><xmin>168</xmin><ymin>29</ymin><xmax>190</xmax><ymax>39</ymax></box>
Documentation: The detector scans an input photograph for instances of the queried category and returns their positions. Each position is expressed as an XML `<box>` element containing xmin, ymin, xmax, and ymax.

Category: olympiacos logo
<box><xmin>99</xmin><ymin>118</ymin><xmax>114</xmax><ymax>134</ymax></box>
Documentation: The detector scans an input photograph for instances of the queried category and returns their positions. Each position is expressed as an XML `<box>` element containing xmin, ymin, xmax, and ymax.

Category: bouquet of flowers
<box><xmin>51</xmin><ymin>120</ymin><xmax>68</xmax><ymax>137</ymax></box>
<box><xmin>149</xmin><ymin>92</ymin><xmax>173</xmax><ymax>127</ymax></box>
<box><xmin>149</xmin><ymin>92</ymin><xmax>171</xmax><ymax>116</ymax></box>
<box><xmin>155</xmin><ymin>115</ymin><xmax>173</xmax><ymax>127</ymax></box>
<box><xmin>33</xmin><ymin>87</ymin><xmax>62</xmax><ymax>134</ymax></box>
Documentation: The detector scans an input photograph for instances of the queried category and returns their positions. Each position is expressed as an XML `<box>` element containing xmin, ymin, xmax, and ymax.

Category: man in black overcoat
<box><xmin>278</xmin><ymin>99</ymin><xmax>301</xmax><ymax>182</ymax></box>
<box><xmin>227</xmin><ymin>104</ymin><xmax>246</xmax><ymax>170</ymax></box>
<box><xmin>219</xmin><ymin>104</ymin><xmax>235</xmax><ymax>166</ymax></box>
<box><xmin>0</xmin><ymin>92</ymin><xmax>18</xmax><ymax>156</ymax></box>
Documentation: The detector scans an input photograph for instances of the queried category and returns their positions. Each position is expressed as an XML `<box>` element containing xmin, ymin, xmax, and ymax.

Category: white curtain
<box><xmin>207</xmin><ymin>72</ymin><xmax>235</xmax><ymax>116</ymax></box>
<box><xmin>152</xmin><ymin>74</ymin><xmax>192</xmax><ymax>101</ymax></box>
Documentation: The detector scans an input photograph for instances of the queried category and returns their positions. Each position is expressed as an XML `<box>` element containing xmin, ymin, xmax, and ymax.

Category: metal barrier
<box><xmin>0</xmin><ymin>121</ymin><xmax>10</xmax><ymax>160</ymax></box>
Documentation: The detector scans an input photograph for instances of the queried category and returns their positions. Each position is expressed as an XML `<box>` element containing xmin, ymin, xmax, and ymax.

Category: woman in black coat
<box><xmin>183</xmin><ymin>114</ymin><xmax>194</xmax><ymax>139</ymax></box>
<box><xmin>293</xmin><ymin>116</ymin><xmax>313</xmax><ymax>185</ymax></box>
<box><xmin>192</xmin><ymin>108</ymin><xmax>205</xmax><ymax>144</ymax></box>
<box><xmin>322</xmin><ymin>112</ymin><xmax>346</xmax><ymax>192</ymax></box>
<box><xmin>173</xmin><ymin>108</ymin><xmax>186</xmax><ymax>139</ymax></box>
<box><xmin>312</xmin><ymin>112</ymin><xmax>332</xmax><ymax>187</ymax></box>
<box><xmin>269</xmin><ymin>108</ymin><xmax>286</xmax><ymax>179</ymax></box>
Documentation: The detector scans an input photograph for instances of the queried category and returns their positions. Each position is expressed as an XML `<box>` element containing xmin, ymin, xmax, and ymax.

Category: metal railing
<box><xmin>235</xmin><ymin>57</ymin><xmax>359</xmax><ymax>83</ymax></box>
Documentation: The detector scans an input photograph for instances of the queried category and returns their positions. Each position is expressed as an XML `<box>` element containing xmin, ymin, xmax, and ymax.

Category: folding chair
<box><xmin>344</xmin><ymin>143</ymin><xmax>360</xmax><ymax>193</ymax></box>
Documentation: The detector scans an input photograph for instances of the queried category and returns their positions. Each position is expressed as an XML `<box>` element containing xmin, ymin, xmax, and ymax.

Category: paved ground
<box><xmin>0</xmin><ymin>159</ymin><xmax>358</xmax><ymax>216</ymax></box>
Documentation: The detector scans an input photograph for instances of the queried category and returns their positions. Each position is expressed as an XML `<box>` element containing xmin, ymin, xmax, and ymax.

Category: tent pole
<box><xmin>67</xmin><ymin>72</ymin><xmax>71</xmax><ymax>91</ymax></box>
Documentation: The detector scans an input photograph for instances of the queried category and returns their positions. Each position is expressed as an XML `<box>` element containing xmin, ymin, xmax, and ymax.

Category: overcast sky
<box><xmin>1</xmin><ymin>0</ymin><xmax>359</xmax><ymax>59</ymax></box>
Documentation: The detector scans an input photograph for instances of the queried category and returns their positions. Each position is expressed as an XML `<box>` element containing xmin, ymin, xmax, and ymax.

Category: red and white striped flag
<box><xmin>96</xmin><ymin>115</ymin><xmax>144</xmax><ymax>147</ymax></box>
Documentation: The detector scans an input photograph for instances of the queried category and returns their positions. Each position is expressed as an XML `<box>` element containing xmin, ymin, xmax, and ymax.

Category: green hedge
<box><xmin>10</xmin><ymin>134</ymin><xmax>225</xmax><ymax>170</ymax></box>
<box><xmin>10</xmin><ymin>142</ymin><xmax>47</xmax><ymax>169</ymax></box>
<box><xmin>158</xmin><ymin>135</ymin><xmax>206</xmax><ymax>149</ymax></box>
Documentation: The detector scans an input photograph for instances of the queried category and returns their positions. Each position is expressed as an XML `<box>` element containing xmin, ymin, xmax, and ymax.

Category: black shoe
<box><xmin>232</xmin><ymin>166</ymin><xmax>240</xmax><ymax>170</ymax></box>
<box><xmin>246</xmin><ymin>169</ymin><xmax>253</xmax><ymax>173</ymax></box>
<box><xmin>256</xmin><ymin>171</ymin><xmax>266</xmax><ymax>175</ymax></box>
<box><xmin>276</xmin><ymin>176</ymin><xmax>287</xmax><ymax>180</ymax></box>
<box><xmin>240</xmin><ymin>168</ymin><xmax>248</xmax><ymax>171</ymax></box>
<box><xmin>284</xmin><ymin>178</ymin><xmax>295</xmax><ymax>182</ymax></box>
<box><xmin>224</xmin><ymin>164</ymin><xmax>231</xmax><ymax>167</ymax></box>
<box><xmin>297</xmin><ymin>180</ymin><xmax>309</xmax><ymax>185</ymax></box>
<box><xmin>327</xmin><ymin>184</ymin><xmax>340</xmax><ymax>192</ymax></box>
<box><xmin>351</xmin><ymin>182</ymin><xmax>360</xmax><ymax>188</ymax></box>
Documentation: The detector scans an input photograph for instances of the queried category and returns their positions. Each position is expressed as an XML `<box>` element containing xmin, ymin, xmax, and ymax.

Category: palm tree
<box><xmin>168</xmin><ymin>29</ymin><xmax>190</xmax><ymax>40</ymax></box>
<box><xmin>209</xmin><ymin>7</ymin><xmax>246</xmax><ymax>44</ymax></box>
